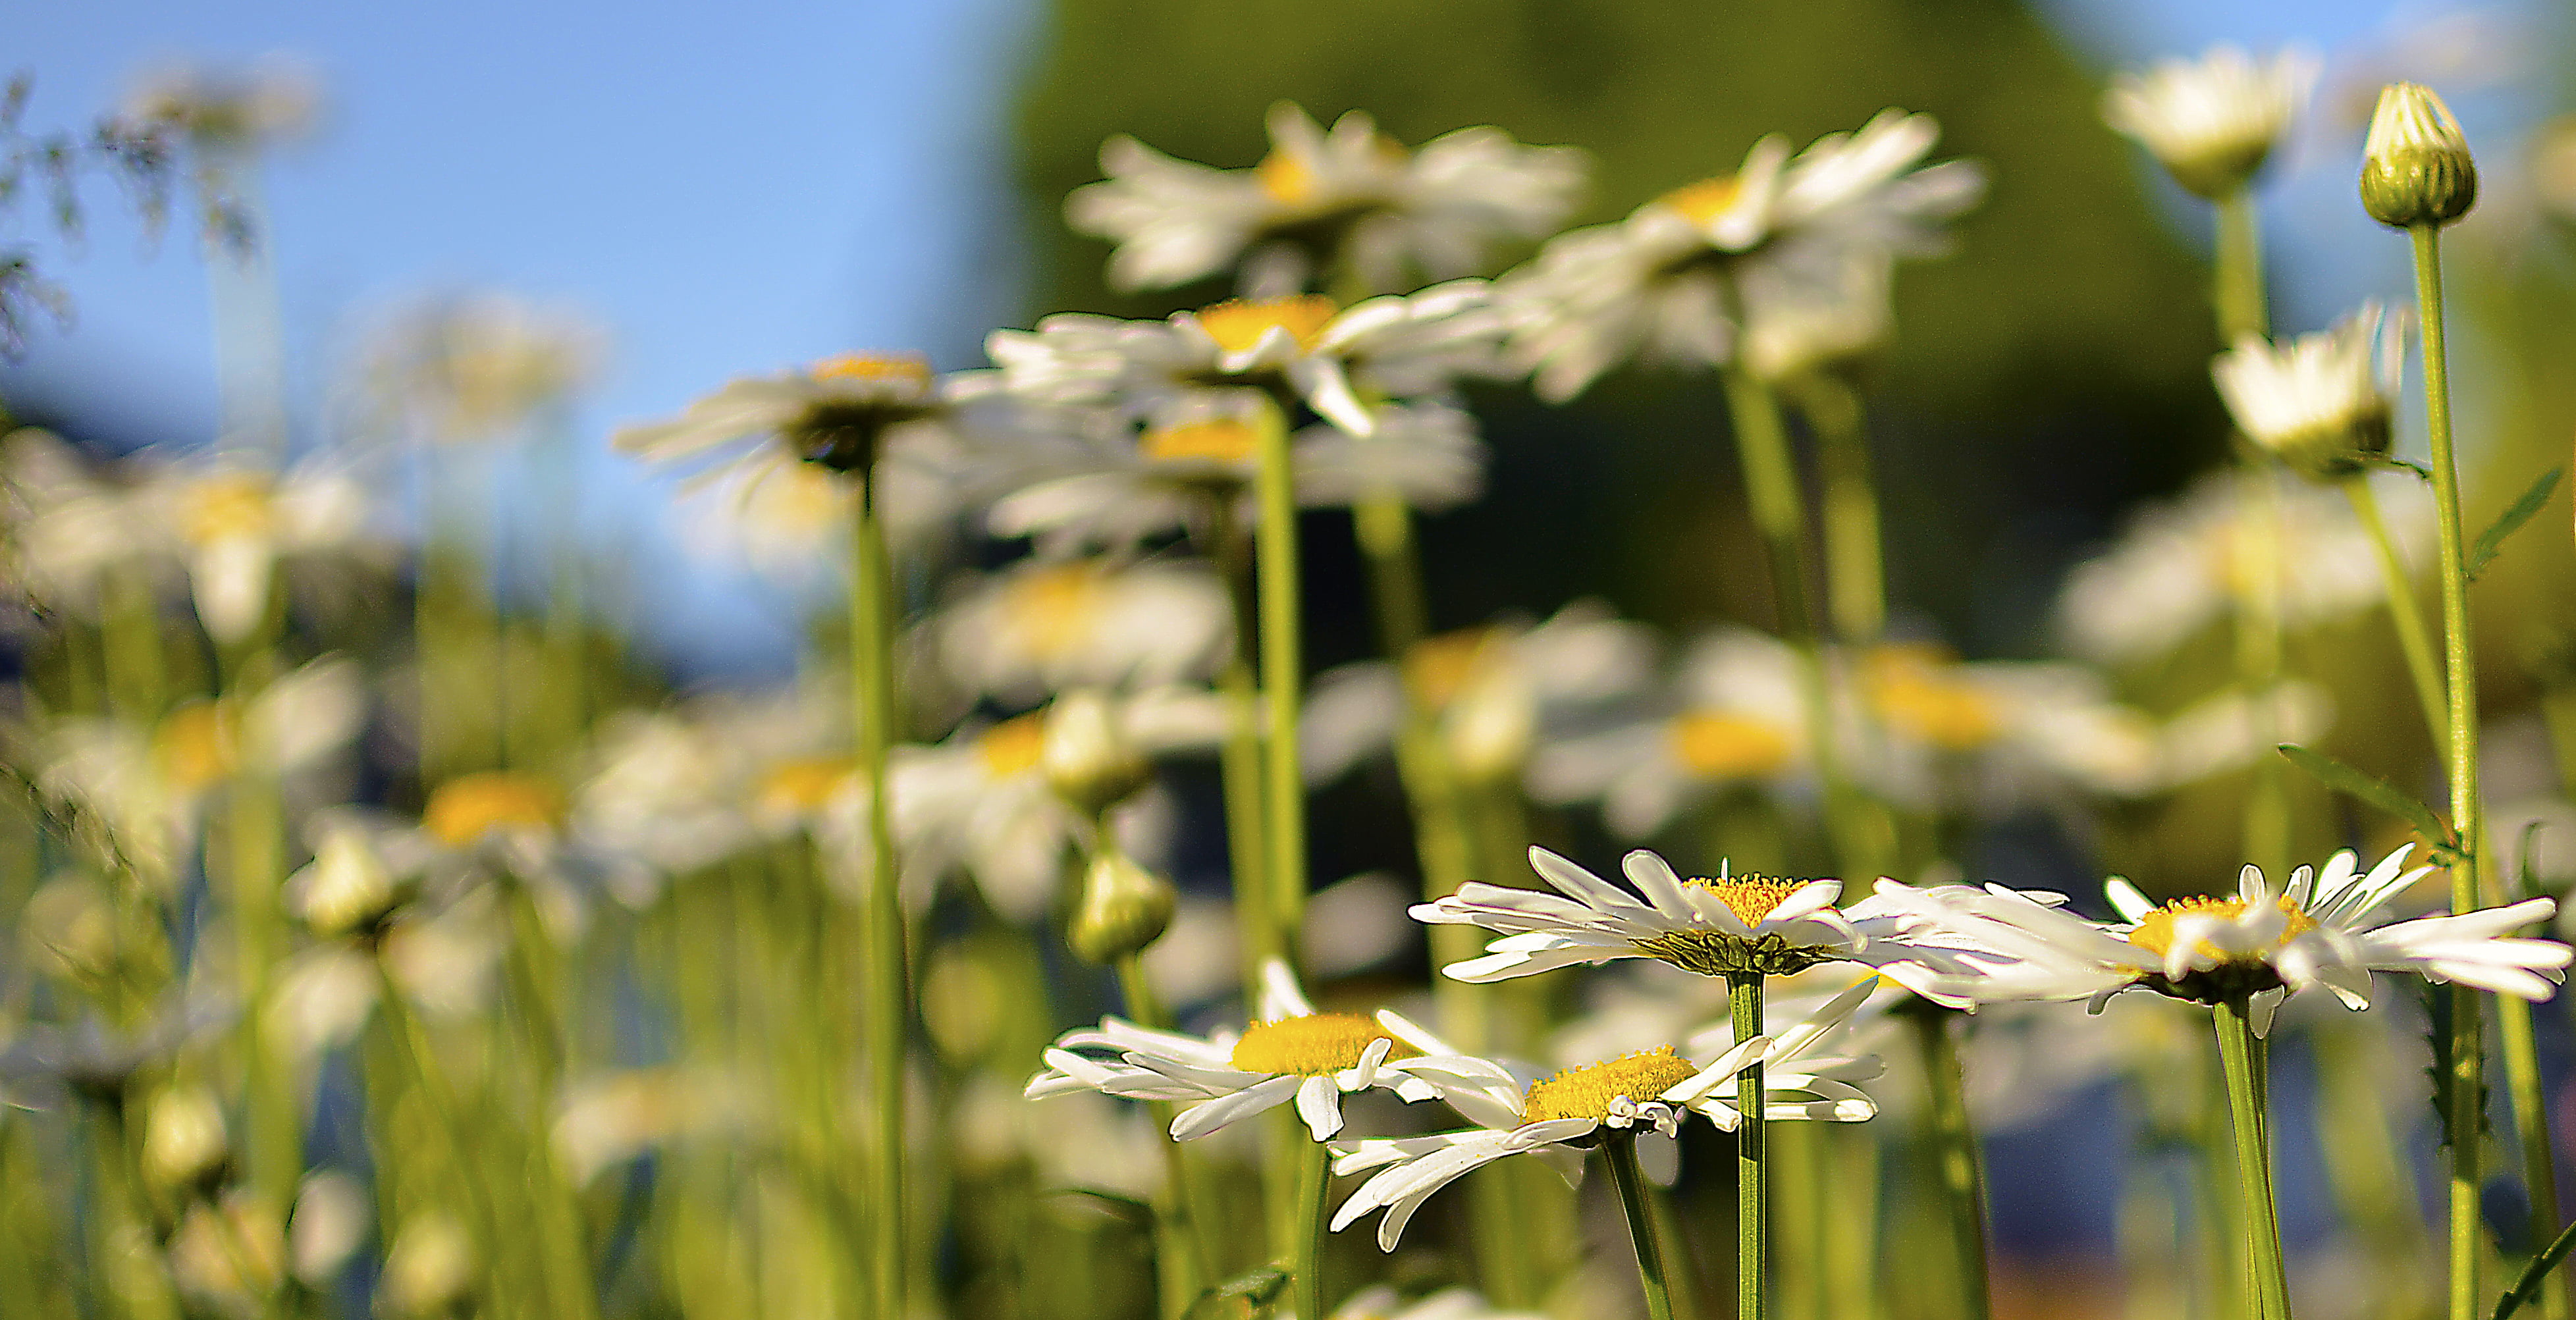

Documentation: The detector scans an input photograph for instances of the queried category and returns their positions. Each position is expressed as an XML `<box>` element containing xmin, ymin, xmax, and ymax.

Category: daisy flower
<box><xmin>1503</xmin><ymin>110</ymin><xmax>1985</xmax><ymax>403</ymax></box>
<box><xmin>1328</xmin><ymin>974</ymin><xmax>1882</xmax><ymax>1250</ymax></box>
<box><xmin>1850</xmin><ymin>642</ymin><xmax>2168</xmax><ymax>810</ymax></box>
<box><xmin>2213</xmin><ymin>302</ymin><xmax>2403</xmax><ymax>481</ymax></box>
<box><xmin>1526</xmin><ymin>625</ymin><xmax>1809</xmax><ymax>837</ymax></box>
<box><xmin>2102</xmin><ymin>45</ymin><xmax>2318</xmax><ymax>200</ymax></box>
<box><xmin>1414</xmin><ymin>843</ymin><xmax>1976</xmax><ymax>999</ymax></box>
<box><xmin>1873</xmin><ymin>843</ymin><xmax>2571</xmax><ymax>1033</ymax></box>
<box><xmin>1302</xmin><ymin>600</ymin><xmax>1659</xmax><ymax>787</ymax></box>
<box><xmin>3</xmin><ymin>428</ymin><xmax>130</xmax><ymax>618</ymax></box>
<box><xmin>352</xmin><ymin>291</ymin><xmax>603</xmax><ymax>445</ymax></box>
<box><xmin>926</xmin><ymin>556</ymin><xmax>1233</xmax><ymax>709</ymax></box>
<box><xmin>1025</xmin><ymin>959</ymin><xmax>1451</xmax><ymax>1142</ymax></box>
<box><xmin>128</xmin><ymin>451</ymin><xmax>381</xmax><ymax>646</ymax></box>
<box><xmin>1067</xmin><ymin>101</ymin><xmax>1586</xmax><ymax>298</ymax></box>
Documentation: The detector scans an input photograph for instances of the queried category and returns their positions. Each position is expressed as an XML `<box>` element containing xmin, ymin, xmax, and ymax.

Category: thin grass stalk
<box><xmin>2312</xmin><ymin>1018</ymin><xmax>2435</xmax><ymax>1315</ymax></box>
<box><xmin>1910</xmin><ymin>1008</ymin><xmax>1992</xmax><ymax>1320</ymax></box>
<box><xmin>2346</xmin><ymin>478</ymin><xmax>2450</xmax><ymax>752</ymax></box>
<box><xmin>87</xmin><ymin>1101</ymin><xmax>180</xmax><ymax>1320</ymax></box>
<box><xmin>2213</xmin><ymin>997</ymin><xmax>2292</xmax><ymax>1320</ymax></box>
<box><xmin>216</xmin><ymin>611</ymin><xmax>296</xmax><ymax>1225</ymax></box>
<box><xmin>2411</xmin><ymin>223</ymin><xmax>2488</xmax><ymax>1320</ymax></box>
<box><xmin>1250</xmin><ymin>396</ymin><xmax>1308</xmax><ymax>964</ymax></box>
<box><xmin>2498</xmin><ymin>970</ymin><xmax>2567</xmax><ymax>1320</ymax></box>
<box><xmin>1611</xmin><ymin>1134</ymin><xmax>1683</xmax><ymax>1320</ymax></box>
<box><xmin>1200</xmin><ymin>495</ymin><xmax>1275</xmax><ymax>984</ymax></box>
<box><xmin>1731</xmin><ymin>973</ymin><xmax>1767</xmax><ymax>1320</ymax></box>
<box><xmin>1115</xmin><ymin>955</ymin><xmax>1211</xmax><ymax>1320</ymax></box>
<box><xmin>848</xmin><ymin>487</ymin><xmax>907</xmax><ymax>1320</ymax></box>
<box><xmin>1802</xmin><ymin>379</ymin><xmax>1884</xmax><ymax>647</ymax></box>
<box><xmin>2214</xmin><ymin>188</ymin><xmax>2292</xmax><ymax>884</ymax></box>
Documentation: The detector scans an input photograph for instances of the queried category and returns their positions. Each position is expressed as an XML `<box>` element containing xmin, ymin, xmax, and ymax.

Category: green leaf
<box><xmin>2277</xmin><ymin>743</ymin><xmax>2455</xmax><ymax>853</ymax></box>
<box><xmin>1186</xmin><ymin>1267</ymin><xmax>1290</xmax><ymax>1320</ymax></box>
<box><xmin>2494</xmin><ymin>1184</ymin><xmax>2576</xmax><ymax>1317</ymax></box>
<box><xmin>1041</xmin><ymin>1186</ymin><xmax>1157</xmax><ymax>1230</ymax></box>
<box><xmin>2468</xmin><ymin>467</ymin><xmax>2563</xmax><ymax>581</ymax></box>
<box><xmin>2384</xmin><ymin>458</ymin><xmax>2435</xmax><ymax>482</ymax></box>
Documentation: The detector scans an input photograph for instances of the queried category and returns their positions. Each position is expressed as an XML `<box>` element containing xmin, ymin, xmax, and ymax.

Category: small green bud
<box><xmin>1067</xmin><ymin>849</ymin><xmax>1176</xmax><ymax>964</ymax></box>
<box><xmin>1042</xmin><ymin>690</ymin><xmax>1152</xmax><ymax>816</ymax></box>
<box><xmin>142</xmin><ymin>1082</ymin><xmax>230</xmax><ymax>1195</ymax></box>
<box><xmin>2361</xmin><ymin>83</ymin><xmax>2477</xmax><ymax>228</ymax></box>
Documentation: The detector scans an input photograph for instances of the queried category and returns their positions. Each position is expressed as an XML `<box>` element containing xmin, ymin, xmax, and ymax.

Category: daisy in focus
<box><xmin>2102</xmin><ymin>45</ymin><xmax>2319</xmax><ymax>199</ymax></box>
<box><xmin>1068</xmin><ymin>101</ymin><xmax>1586</xmax><ymax>298</ymax></box>
<box><xmin>2213</xmin><ymin>301</ymin><xmax>2403</xmax><ymax>481</ymax></box>
<box><xmin>1871</xmin><ymin>843</ymin><xmax>2572</xmax><ymax>1032</ymax></box>
<box><xmin>1413</xmin><ymin>843</ymin><xmax>1976</xmax><ymax>999</ymax></box>
<box><xmin>1503</xmin><ymin>110</ymin><xmax>1985</xmax><ymax>403</ymax></box>
<box><xmin>1025</xmin><ymin>959</ymin><xmax>1451</xmax><ymax>1142</ymax></box>
<box><xmin>1328</xmin><ymin>974</ymin><xmax>1881</xmax><ymax>1250</ymax></box>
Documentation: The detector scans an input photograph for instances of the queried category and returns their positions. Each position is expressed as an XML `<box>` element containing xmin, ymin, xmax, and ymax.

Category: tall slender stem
<box><xmin>2412</xmin><ymin>222</ymin><xmax>2486</xmax><ymax>1320</ymax></box>
<box><xmin>1252</xmin><ymin>397</ymin><xmax>1309</xmax><ymax>964</ymax></box>
<box><xmin>848</xmin><ymin>488</ymin><xmax>906</xmax><ymax>1320</ymax></box>
<box><xmin>2213</xmin><ymin>188</ymin><xmax>2290</xmax><ymax>885</ymax></box>
<box><xmin>2215</xmin><ymin>192</ymin><xmax>2270</xmax><ymax>344</ymax></box>
<box><xmin>2346</xmin><ymin>477</ymin><xmax>2450</xmax><ymax>754</ymax></box>
<box><xmin>1117</xmin><ymin>955</ymin><xmax>1212</xmax><ymax>1320</ymax></box>
<box><xmin>1731</xmin><ymin>974</ymin><xmax>1767</xmax><ymax>1320</ymax></box>
<box><xmin>1610</xmin><ymin>1134</ymin><xmax>1682</xmax><ymax>1320</ymax></box>
<box><xmin>1202</xmin><ymin>495</ymin><xmax>1275</xmax><ymax>983</ymax></box>
<box><xmin>1291</xmin><ymin>1137</ymin><xmax>1330</xmax><ymax>1320</ymax></box>
<box><xmin>1802</xmin><ymin>380</ymin><xmax>1885</xmax><ymax>646</ymax></box>
<box><xmin>2213</xmin><ymin>998</ymin><xmax>2292</xmax><ymax>1320</ymax></box>
<box><xmin>1911</xmin><ymin>1008</ymin><xmax>1992</xmax><ymax>1320</ymax></box>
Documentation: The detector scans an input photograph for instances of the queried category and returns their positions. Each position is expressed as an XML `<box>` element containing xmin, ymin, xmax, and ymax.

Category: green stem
<box><xmin>1291</xmin><ymin>1137</ymin><xmax>1330</xmax><ymax>1320</ymax></box>
<box><xmin>2413</xmin><ymin>221</ymin><xmax>2486</xmax><ymax>1320</ymax></box>
<box><xmin>2496</xmin><ymin>1217</ymin><xmax>2576</xmax><ymax>1320</ymax></box>
<box><xmin>1252</xmin><ymin>397</ymin><xmax>1308</xmax><ymax>966</ymax></box>
<box><xmin>1609</xmin><ymin>1134</ymin><xmax>1682</xmax><ymax>1320</ymax></box>
<box><xmin>2214</xmin><ymin>187</ymin><xmax>2290</xmax><ymax>884</ymax></box>
<box><xmin>1802</xmin><ymin>379</ymin><xmax>1885</xmax><ymax>646</ymax></box>
<box><xmin>849</xmin><ymin>489</ymin><xmax>907</xmax><ymax>1320</ymax></box>
<box><xmin>1911</xmin><ymin>1009</ymin><xmax>1992</xmax><ymax>1320</ymax></box>
<box><xmin>1731</xmin><ymin>974</ymin><xmax>1766</xmax><ymax>1320</ymax></box>
<box><xmin>1117</xmin><ymin>956</ymin><xmax>1210</xmax><ymax>1320</ymax></box>
<box><xmin>1718</xmin><ymin>367</ymin><xmax>1861</xmax><ymax>876</ymax></box>
<box><xmin>2216</xmin><ymin>190</ymin><xmax>2270</xmax><ymax>344</ymax></box>
<box><xmin>2214</xmin><ymin>997</ymin><xmax>2293</xmax><ymax>1320</ymax></box>
<box><xmin>2497</xmin><ymin>990</ymin><xmax>2568</xmax><ymax>1320</ymax></box>
<box><xmin>2347</xmin><ymin>477</ymin><xmax>2451</xmax><ymax>754</ymax></box>
<box><xmin>1202</xmin><ymin>493</ymin><xmax>1275</xmax><ymax>985</ymax></box>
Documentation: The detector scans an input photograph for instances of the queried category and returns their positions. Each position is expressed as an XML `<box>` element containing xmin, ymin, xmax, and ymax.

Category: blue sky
<box><xmin>5</xmin><ymin>0</ymin><xmax>2550</xmax><ymax>674</ymax></box>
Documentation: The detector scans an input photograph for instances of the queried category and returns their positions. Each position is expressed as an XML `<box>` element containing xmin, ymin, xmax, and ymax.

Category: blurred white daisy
<box><xmin>1873</xmin><ymin>843</ymin><xmax>2571</xmax><ymax>1034</ymax></box>
<box><xmin>1027</xmin><ymin>959</ymin><xmax>1452</xmax><ymax>1142</ymax></box>
<box><xmin>1850</xmin><ymin>642</ymin><xmax>2167</xmax><ymax>810</ymax></box>
<box><xmin>1414</xmin><ymin>844</ymin><xmax>1977</xmax><ymax>1000</ymax></box>
<box><xmin>1069</xmin><ymin>101</ymin><xmax>1586</xmax><ymax>298</ymax></box>
<box><xmin>3</xmin><ymin>429</ymin><xmax>131</xmax><ymax>618</ymax></box>
<box><xmin>1503</xmin><ymin>110</ymin><xmax>1985</xmax><ymax>402</ymax></box>
<box><xmin>1328</xmin><ymin>975</ymin><xmax>1881</xmax><ymax>1250</ymax></box>
<box><xmin>352</xmin><ymin>291</ymin><xmax>604</xmax><ymax>445</ymax></box>
<box><xmin>927</xmin><ymin>557</ymin><xmax>1233</xmax><ymax>708</ymax></box>
<box><xmin>1526</xmin><ymin>625</ymin><xmax>1808</xmax><ymax>837</ymax></box>
<box><xmin>2102</xmin><ymin>45</ymin><xmax>2319</xmax><ymax>199</ymax></box>
<box><xmin>1303</xmin><ymin>600</ymin><xmax>1659</xmax><ymax>787</ymax></box>
<box><xmin>127</xmin><ymin>452</ymin><xmax>380</xmax><ymax>646</ymax></box>
<box><xmin>2213</xmin><ymin>302</ymin><xmax>2402</xmax><ymax>481</ymax></box>
<box><xmin>2056</xmin><ymin>469</ymin><xmax>2431</xmax><ymax>666</ymax></box>
<box><xmin>123</xmin><ymin>57</ymin><xmax>322</xmax><ymax>153</ymax></box>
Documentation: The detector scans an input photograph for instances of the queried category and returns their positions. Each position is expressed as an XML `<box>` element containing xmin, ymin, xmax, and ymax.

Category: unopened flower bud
<box><xmin>2361</xmin><ymin>83</ymin><xmax>2477</xmax><ymax>228</ymax></box>
<box><xmin>381</xmin><ymin>1213</ymin><xmax>477</xmax><ymax>1317</ymax></box>
<box><xmin>1068</xmin><ymin>849</ymin><xmax>1176</xmax><ymax>964</ymax></box>
<box><xmin>142</xmin><ymin>1082</ymin><xmax>230</xmax><ymax>1194</ymax></box>
<box><xmin>1043</xmin><ymin>691</ymin><xmax>1151</xmax><ymax>816</ymax></box>
<box><xmin>297</xmin><ymin>828</ymin><xmax>405</xmax><ymax>939</ymax></box>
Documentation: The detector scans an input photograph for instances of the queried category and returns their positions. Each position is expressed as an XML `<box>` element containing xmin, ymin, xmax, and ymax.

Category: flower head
<box><xmin>2102</xmin><ymin>46</ymin><xmax>2317</xmax><ymax>199</ymax></box>
<box><xmin>2214</xmin><ymin>304</ymin><xmax>2403</xmax><ymax>481</ymax></box>
<box><xmin>2361</xmin><ymin>82</ymin><xmax>2478</xmax><ymax>228</ymax></box>
<box><xmin>354</xmin><ymin>292</ymin><xmax>604</xmax><ymax>444</ymax></box>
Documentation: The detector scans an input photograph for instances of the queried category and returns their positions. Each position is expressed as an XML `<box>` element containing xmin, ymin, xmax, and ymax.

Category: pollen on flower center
<box><xmin>1194</xmin><ymin>296</ymin><xmax>1339</xmax><ymax>356</ymax></box>
<box><xmin>424</xmin><ymin>772</ymin><xmax>565</xmax><ymax>847</ymax></box>
<box><xmin>153</xmin><ymin>703</ymin><xmax>238</xmax><ymax>792</ymax></box>
<box><xmin>182</xmin><ymin>474</ymin><xmax>277</xmax><ymax>546</ymax></box>
<box><xmin>757</xmin><ymin>756</ymin><xmax>856</xmax><ymax>813</ymax></box>
<box><xmin>1666</xmin><ymin>712</ymin><xmax>1794</xmax><ymax>779</ymax></box>
<box><xmin>1403</xmin><ymin>628</ymin><xmax>1495</xmax><ymax>710</ymax></box>
<box><xmin>2126</xmin><ymin>895</ymin><xmax>2317</xmax><ymax>960</ymax></box>
<box><xmin>1866</xmin><ymin>648</ymin><xmax>2002</xmax><ymax>751</ymax></box>
<box><xmin>1658</xmin><ymin>175</ymin><xmax>1747</xmax><ymax>227</ymax></box>
<box><xmin>1522</xmin><ymin>1047</ymin><xmax>1699</xmax><ymax>1123</ymax></box>
<box><xmin>1138</xmin><ymin>419</ymin><xmax>1259</xmax><ymax>468</ymax></box>
<box><xmin>1229</xmin><ymin>1013</ymin><xmax>1414</xmax><ymax>1076</ymax></box>
<box><xmin>1684</xmin><ymin>876</ymin><xmax>1811</xmax><ymax>926</ymax></box>
<box><xmin>1004</xmin><ymin>564</ymin><xmax>1105</xmax><ymax>656</ymax></box>
<box><xmin>809</xmin><ymin>353</ymin><xmax>932</xmax><ymax>390</ymax></box>
<box><xmin>978</xmin><ymin>713</ymin><xmax>1050</xmax><ymax>779</ymax></box>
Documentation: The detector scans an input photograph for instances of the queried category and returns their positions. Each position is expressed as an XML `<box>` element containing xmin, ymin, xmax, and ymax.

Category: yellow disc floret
<box><xmin>1667</xmin><ymin>712</ymin><xmax>1794</xmax><ymax>779</ymax></box>
<box><xmin>423</xmin><ymin>772</ymin><xmax>564</xmax><ymax>847</ymax></box>
<box><xmin>1658</xmin><ymin>175</ymin><xmax>1748</xmax><ymax>228</ymax></box>
<box><xmin>1003</xmin><ymin>563</ymin><xmax>1106</xmax><ymax>658</ymax></box>
<box><xmin>1403</xmin><ymin>628</ymin><xmax>1495</xmax><ymax>711</ymax></box>
<box><xmin>1683</xmin><ymin>875</ymin><xmax>1812</xmax><ymax>928</ymax></box>
<box><xmin>180</xmin><ymin>474</ymin><xmax>277</xmax><ymax>546</ymax></box>
<box><xmin>977</xmin><ymin>713</ymin><xmax>1050</xmax><ymax>779</ymax></box>
<box><xmin>2126</xmin><ymin>895</ymin><xmax>2317</xmax><ymax>963</ymax></box>
<box><xmin>153</xmin><ymin>702</ymin><xmax>238</xmax><ymax>793</ymax></box>
<box><xmin>1194</xmin><ymin>296</ymin><xmax>1339</xmax><ymax>356</ymax></box>
<box><xmin>1229</xmin><ymin>1013</ymin><xmax>1414</xmax><ymax>1076</ymax></box>
<box><xmin>1522</xmin><ymin>1047</ymin><xmax>1700</xmax><ymax>1123</ymax></box>
<box><xmin>757</xmin><ymin>756</ymin><xmax>857</xmax><ymax>814</ymax></box>
<box><xmin>1139</xmin><ymin>418</ymin><xmax>1260</xmax><ymax>468</ymax></box>
<box><xmin>808</xmin><ymin>352</ymin><xmax>933</xmax><ymax>391</ymax></box>
<box><xmin>1865</xmin><ymin>647</ymin><xmax>2003</xmax><ymax>751</ymax></box>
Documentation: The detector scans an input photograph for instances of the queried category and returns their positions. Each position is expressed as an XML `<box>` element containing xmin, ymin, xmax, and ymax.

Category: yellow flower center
<box><xmin>808</xmin><ymin>352</ymin><xmax>933</xmax><ymax>388</ymax></box>
<box><xmin>423</xmin><ymin>772</ymin><xmax>565</xmax><ymax>847</ymax></box>
<box><xmin>1657</xmin><ymin>175</ymin><xmax>1747</xmax><ymax>228</ymax></box>
<box><xmin>181</xmin><ymin>474</ymin><xmax>277</xmax><ymax>546</ymax></box>
<box><xmin>153</xmin><ymin>702</ymin><xmax>238</xmax><ymax>792</ymax></box>
<box><xmin>1683</xmin><ymin>875</ymin><xmax>1811</xmax><ymax>926</ymax></box>
<box><xmin>2126</xmin><ymin>895</ymin><xmax>2317</xmax><ymax>962</ymax></box>
<box><xmin>1403</xmin><ymin>628</ymin><xmax>1495</xmax><ymax>710</ymax></box>
<box><xmin>1229</xmin><ymin>1013</ymin><xmax>1414</xmax><ymax>1076</ymax></box>
<box><xmin>1255</xmin><ymin>150</ymin><xmax>1320</xmax><ymax>206</ymax></box>
<box><xmin>1137</xmin><ymin>418</ymin><xmax>1260</xmax><ymax>468</ymax></box>
<box><xmin>1002</xmin><ymin>563</ymin><xmax>1105</xmax><ymax>658</ymax></box>
<box><xmin>1865</xmin><ymin>647</ymin><xmax>2002</xmax><ymax>751</ymax></box>
<box><xmin>1194</xmin><ymin>296</ymin><xmax>1338</xmax><ymax>356</ymax></box>
<box><xmin>1666</xmin><ymin>712</ymin><xmax>1794</xmax><ymax>779</ymax></box>
<box><xmin>757</xmin><ymin>756</ymin><xmax>856</xmax><ymax>814</ymax></box>
<box><xmin>1522</xmin><ymin>1047</ymin><xmax>1700</xmax><ymax>1124</ymax></box>
<box><xmin>978</xmin><ymin>714</ymin><xmax>1050</xmax><ymax>779</ymax></box>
